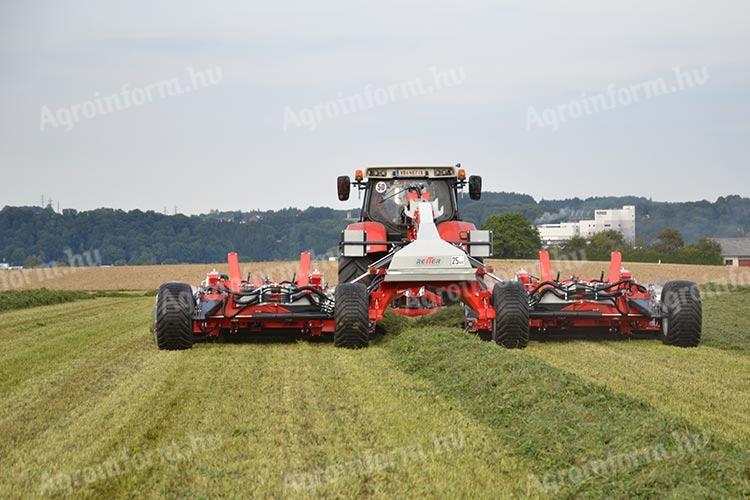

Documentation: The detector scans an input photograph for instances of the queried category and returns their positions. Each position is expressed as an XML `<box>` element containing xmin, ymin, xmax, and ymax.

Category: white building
<box><xmin>535</xmin><ymin>222</ymin><xmax>581</xmax><ymax>245</ymax></box>
<box><xmin>538</xmin><ymin>206</ymin><xmax>636</xmax><ymax>245</ymax></box>
<box><xmin>0</xmin><ymin>263</ymin><xmax>9</xmax><ymax>270</ymax></box>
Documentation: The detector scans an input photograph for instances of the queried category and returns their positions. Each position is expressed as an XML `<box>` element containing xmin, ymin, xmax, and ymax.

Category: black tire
<box><xmin>155</xmin><ymin>282</ymin><xmax>195</xmax><ymax>350</ymax></box>
<box><xmin>660</xmin><ymin>281</ymin><xmax>702</xmax><ymax>347</ymax></box>
<box><xmin>338</xmin><ymin>256</ymin><xmax>372</xmax><ymax>286</ymax></box>
<box><xmin>334</xmin><ymin>283</ymin><xmax>370</xmax><ymax>348</ymax></box>
<box><xmin>492</xmin><ymin>282</ymin><xmax>530</xmax><ymax>349</ymax></box>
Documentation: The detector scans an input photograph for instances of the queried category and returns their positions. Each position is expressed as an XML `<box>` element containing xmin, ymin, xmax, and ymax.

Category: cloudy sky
<box><xmin>1</xmin><ymin>1</ymin><xmax>749</xmax><ymax>214</ymax></box>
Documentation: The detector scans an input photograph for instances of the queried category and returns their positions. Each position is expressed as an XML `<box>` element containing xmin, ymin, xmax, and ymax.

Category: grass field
<box><xmin>1</xmin><ymin>287</ymin><xmax>749</xmax><ymax>498</ymax></box>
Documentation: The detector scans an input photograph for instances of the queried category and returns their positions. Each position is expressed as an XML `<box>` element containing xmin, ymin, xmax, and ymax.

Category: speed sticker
<box><xmin>375</xmin><ymin>181</ymin><xmax>388</xmax><ymax>194</ymax></box>
<box><xmin>451</xmin><ymin>256</ymin><xmax>465</xmax><ymax>265</ymax></box>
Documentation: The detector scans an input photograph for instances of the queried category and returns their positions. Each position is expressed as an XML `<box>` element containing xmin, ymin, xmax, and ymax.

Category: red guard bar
<box><xmin>228</xmin><ymin>252</ymin><xmax>242</xmax><ymax>292</ymax></box>
<box><xmin>608</xmin><ymin>251</ymin><xmax>622</xmax><ymax>283</ymax></box>
<box><xmin>297</xmin><ymin>252</ymin><xmax>311</xmax><ymax>286</ymax></box>
<box><xmin>539</xmin><ymin>250</ymin><xmax>553</xmax><ymax>282</ymax></box>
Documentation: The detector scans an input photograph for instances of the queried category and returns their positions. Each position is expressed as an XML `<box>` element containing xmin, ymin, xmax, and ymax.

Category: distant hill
<box><xmin>1</xmin><ymin>193</ymin><xmax>748</xmax><ymax>265</ymax></box>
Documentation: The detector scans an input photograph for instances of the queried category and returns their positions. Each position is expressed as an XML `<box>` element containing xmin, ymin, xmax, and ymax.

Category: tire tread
<box><xmin>155</xmin><ymin>282</ymin><xmax>194</xmax><ymax>350</ymax></box>
<box><xmin>334</xmin><ymin>283</ymin><xmax>370</xmax><ymax>348</ymax></box>
<box><xmin>492</xmin><ymin>282</ymin><xmax>530</xmax><ymax>349</ymax></box>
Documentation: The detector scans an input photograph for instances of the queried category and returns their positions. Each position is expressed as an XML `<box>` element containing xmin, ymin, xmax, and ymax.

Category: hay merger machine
<box><xmin>153</xmin><ymin>164</ymin><xmax>702</xmax><ymax>349</ymax></box>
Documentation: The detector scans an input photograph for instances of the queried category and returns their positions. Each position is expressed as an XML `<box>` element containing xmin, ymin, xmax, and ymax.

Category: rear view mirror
<box><xmin>468</xmin><ymin>175</ymin><xmax>482</xmax><ymax>200</ymax></box>
<box><xmin>337</xmin><ymin>176</ymin><xmax>351</xmax><ymax>201</ymax></box>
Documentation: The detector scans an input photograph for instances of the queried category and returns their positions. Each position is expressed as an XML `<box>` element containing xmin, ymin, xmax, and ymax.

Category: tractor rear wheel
<box><xmin>338</xmin><ymin>256</ymin><xmax>373</xmax><ymax>286</ymax></box>
<box><xmin>492</xmin><ymin>282</ymin><xmax>530</xmax><ymax>349</ymax></box>
<box><xmin>334</xmin><ymin>283</ymin><xmax>370</xmax><ymax>348</ymax></box>
<box><xmin>660</xmin><ymin>280</ymin><xmax>702</xmax><ymax>347</ymax></box>
<box><xmin>155</xmin><ymin>282</ymin><xmax>194</xmax><ymax>350</ymax></box>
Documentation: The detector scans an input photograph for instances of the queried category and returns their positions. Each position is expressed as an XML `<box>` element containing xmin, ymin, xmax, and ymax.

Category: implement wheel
<box><xmin>155</xmin><ymin>282</ymin><xmax>195</xmax><ymax>350</ymax></box>
<box><xmin>492</xmin><ymin>282</ymin><xmax>530</xmax><ymax>349</ymax></box>
<box><xmin>334</xmin><ymin>283</ymin><xmax>370</xmax><ymax>348</ymax></box>
<box><xmin>660</xmin><ymin>280</ymin><xmax>702</xmax><ymax>347</ymax></box>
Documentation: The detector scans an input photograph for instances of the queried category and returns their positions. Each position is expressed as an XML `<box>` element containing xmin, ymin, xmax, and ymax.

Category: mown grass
<box><xmin>0</xmin><ymin>288</ymin><xmax>141</xmax><ymax>313</ymax></box>
<box><xmin>0</xmin><ymin>298</ymin><xmax>531</xmax><ymax>498</ymax></box>
<box><xmin>702</xmin><ymin>285</ymin><xmax>750</xmax><ymax>353</ymax></box>
<box><xmin>1</xmin><ymin>292</ymin><xmax>748</xmax><ymax>498</ymax></box>
<box><xmin>385</xmin><ymin>327</ymin><xmax>750</xmax><ymax>497</ymax></box>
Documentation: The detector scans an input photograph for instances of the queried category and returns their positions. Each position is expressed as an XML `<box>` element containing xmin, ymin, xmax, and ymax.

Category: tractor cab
<box><xmin>336</xmin><ymin>164</ymin><xmax>488</xmax><ymax>287</ymax></box>
<box><xmin>337</xmin><ymin>165</ymin><xmax>481</xmax><ymax>237</ymax></box>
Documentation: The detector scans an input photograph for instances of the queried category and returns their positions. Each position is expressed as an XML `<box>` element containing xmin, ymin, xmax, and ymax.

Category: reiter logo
<box><xmin>416</xmin><ymin>257</ymin><xmax>442</xmax><ymax>265</ymax></box>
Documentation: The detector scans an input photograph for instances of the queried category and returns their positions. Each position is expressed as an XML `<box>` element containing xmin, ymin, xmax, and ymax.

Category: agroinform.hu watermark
<box><xmin>526</xmin><ymin>66</ymin><xmax>709</xmax><ymax>131</ymax></box>
<box><xmin>283</xmin><ymin>66</ymin><xmax>466</xmax><ymax>132</ymax></box>
<box><xmin>39</xmin><ymin>66</ymin><xmax>223</xmax><ymax>132</ymax></box>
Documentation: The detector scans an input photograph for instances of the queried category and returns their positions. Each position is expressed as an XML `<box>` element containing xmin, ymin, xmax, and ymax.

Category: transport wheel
<box><xmin>338</xmin><ymin>256</ymin><xmax>373</xmax><ymax>286</ymax></box>
<box><xmin>155</xmin><ymin>282</ymin><xmax>195</xmax><ymax>350</ymax></box>
<box><xmin>334</xmin><ymin>283</ymin><xmax>370</xmax><ymax>348</ymax></box>
<box><xmin>492</xmin><ymin>282</ymin><xmax>530</xmax><ymax>349</ymax></box>
<box><xmin>660</xmin><ymin>280</ymin><xmax>702</xmax><ymax>347</ymax></box>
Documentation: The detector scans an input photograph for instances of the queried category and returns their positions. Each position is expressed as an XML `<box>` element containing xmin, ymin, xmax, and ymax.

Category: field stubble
<box><xmin>2</xmin><ymin>258</ymin><xmax>749</xmax><ymax>291</ymax></box>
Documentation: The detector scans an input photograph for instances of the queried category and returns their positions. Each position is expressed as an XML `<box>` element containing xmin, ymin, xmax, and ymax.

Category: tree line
<box><xmin>1</xmin><ymin>190</ymin><xmax>744</xmax><ymax>266</ymax></box>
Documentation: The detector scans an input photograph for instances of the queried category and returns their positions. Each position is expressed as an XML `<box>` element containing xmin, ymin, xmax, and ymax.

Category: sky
<box><xmin>1</xmin><ymin>0</ymin><xmax>749</xmax><ymax>214</ymax></box>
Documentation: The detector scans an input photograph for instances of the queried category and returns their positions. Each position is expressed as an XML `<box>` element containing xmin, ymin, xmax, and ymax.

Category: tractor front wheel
<box><xmin>338</xmin><ymin>256</ymin><xmax>372</xmax><ymax>286</ymax></box>
<box><xmin>334</xmin><ymin>283</ymin><xmax>370</xmax><ymax>348</ymax></box>
<box><xmin>155</xmin><ymin>282</ymin><xmax>195</xmax><ymax>350</ymax></box>
<box><xmin>660</xmin><ymin>280</ymin><xmax>702</xmax><ymax>347</ymax></box>
<box><xmin>492</xmin><ymin>282</ymin><xmax>530</xmax><ymax>349</ymax></box>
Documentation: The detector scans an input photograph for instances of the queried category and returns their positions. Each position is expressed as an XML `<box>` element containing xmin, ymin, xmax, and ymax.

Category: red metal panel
<box><xmin>539</xmin><ymin>250</ymin><xmax>553</xmax><ymax>282</ymax></box>
<box><xmin>608</xmin><ymin>251</ymin><xmax>622</xmax><ymax>283</ymax></box>
<box><xmin>739</xmin><ymin>259</ymin><xmax>750</xmax><ymax>267</ymax></box>
<box><xmin>297</xmin><ymin>252</ymin><xmax>311</xmax><ymax>286</ymax></box>
<box><xmin>345</xmin><ymin>221</ymin><xmax>388</xmax><ymax>253</ymax></box>
<box><xmin>437</xmin><ymin>220</ymin><xmax>477</xmax><ymax>241</ymax></box>
<box><xmin>227</xmin><ymin>252</ymin><xmax>242</xmax><ymax>292</ymax></box>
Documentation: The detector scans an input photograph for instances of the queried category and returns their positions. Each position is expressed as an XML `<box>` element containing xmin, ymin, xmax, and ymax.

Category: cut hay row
<box><xmin>1</xmin><ymin>296</ymin><xmax>748</xmax><ymax>497</ymax></box>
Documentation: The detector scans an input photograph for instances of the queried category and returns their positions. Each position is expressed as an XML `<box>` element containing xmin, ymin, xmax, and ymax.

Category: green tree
<box><xmin>680</xmin><ymin>237</ymin><xmax>722</xmax><ymax>265</ymax></box>
<box><xmin>482</xmin><ymin>213</ymin><xmax>541</xmax><ymax>259</ymax></box>
<box><xmin>654</xmin><ymin>228</ymin><xmax>684</xmax><ymax>255</ymax></box>
<box><xmin>23</xmin><ymin>255</ymin><xmax>43</xmax><ymax>268</ymax></box>
<box><xmin>588</xmin><ymin>230</ymin><xmax>628</xmax><ymax>260</ymax></box>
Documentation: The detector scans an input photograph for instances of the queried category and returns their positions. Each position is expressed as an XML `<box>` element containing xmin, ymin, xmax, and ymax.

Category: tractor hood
<box><xmin>385</xmin><ymin>201</ymin><xmax>476</xmax><ymax>282</ymax></box>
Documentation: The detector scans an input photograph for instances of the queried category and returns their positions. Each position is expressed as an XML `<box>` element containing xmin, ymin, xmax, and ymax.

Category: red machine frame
<box><xmin>369</xmin><ymin>275</ymin><xmax>495</xmax><ymax>330</ymax></box>
<box><xmin>192</xmin><ymin>252</ymin><xmax>335</xmax><ymax>338</ymax></box>
<box><xmin>518</xmin><ymin>250</ymin><xmax>661</xmax><ymax>335</ymax></box>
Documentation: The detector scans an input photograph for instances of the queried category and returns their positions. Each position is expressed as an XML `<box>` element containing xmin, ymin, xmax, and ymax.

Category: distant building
<box><xmin>535</xmin><ymin>222</ymin><xmax>581</xmax><ymax>245</ymax></box>
<box><xmin>712</xmin><ymin>237</ymin><xmax>750</xmax><ymax>267</ymax></box>
<box><xmin>538</xmin><ymin>206</ymin><xmax>636</xmax><ymax>245</ymax></box>
<box><xmin>0</xmin><ymin>263</ymin><xmax>8</xmax><ymax>270</ymax></box>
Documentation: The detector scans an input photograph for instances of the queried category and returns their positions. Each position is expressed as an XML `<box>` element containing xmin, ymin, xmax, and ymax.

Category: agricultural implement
<box><xmin>513</xmin><ymin>250</ymin><xmax>702</xmax><ymax>346</ymax></box>
<box><xmin>152</xmin><ymin>251</ymin><xmax>334</xmax><ymax>349</ymax></box>
<box><xmin>153</xmin><ymin>163</ymin><xmax>701</xmax><ymax>350</ymax></box>
<box><xmin>332</xmin><ymin>165</ymin><xmax>701</xmax><ymax>348</ymax></box>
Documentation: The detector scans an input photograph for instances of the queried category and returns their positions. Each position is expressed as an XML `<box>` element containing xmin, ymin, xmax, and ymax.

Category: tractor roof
<box><xmin>364</xmin><ymin>165</ymin><xmax>458</xmax><ymax>179</ymax></box>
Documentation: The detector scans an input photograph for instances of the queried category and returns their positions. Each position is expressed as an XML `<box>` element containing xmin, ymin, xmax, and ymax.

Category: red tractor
<box><xmin>332</xmin><ymin>164</ymin><xmax>518</xmax><ymax>348</ymax></box>
<box><xmin>513</xmin><ymin>250</ymin><xmax>702</xmax><ymax>346</ymax></box>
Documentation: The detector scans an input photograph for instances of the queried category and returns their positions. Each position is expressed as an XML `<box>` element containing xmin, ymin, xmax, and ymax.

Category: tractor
<box><xmin>333</xmin><ymin>164</ymin><xmax>517</xmax><ymax>348</ymax></box>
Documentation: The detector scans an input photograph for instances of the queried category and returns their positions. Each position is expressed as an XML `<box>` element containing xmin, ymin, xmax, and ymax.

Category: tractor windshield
<box><xmin>366</xmin><ymin>178</ymin><xmax>455</xmax><ymax>227</ymax></box>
